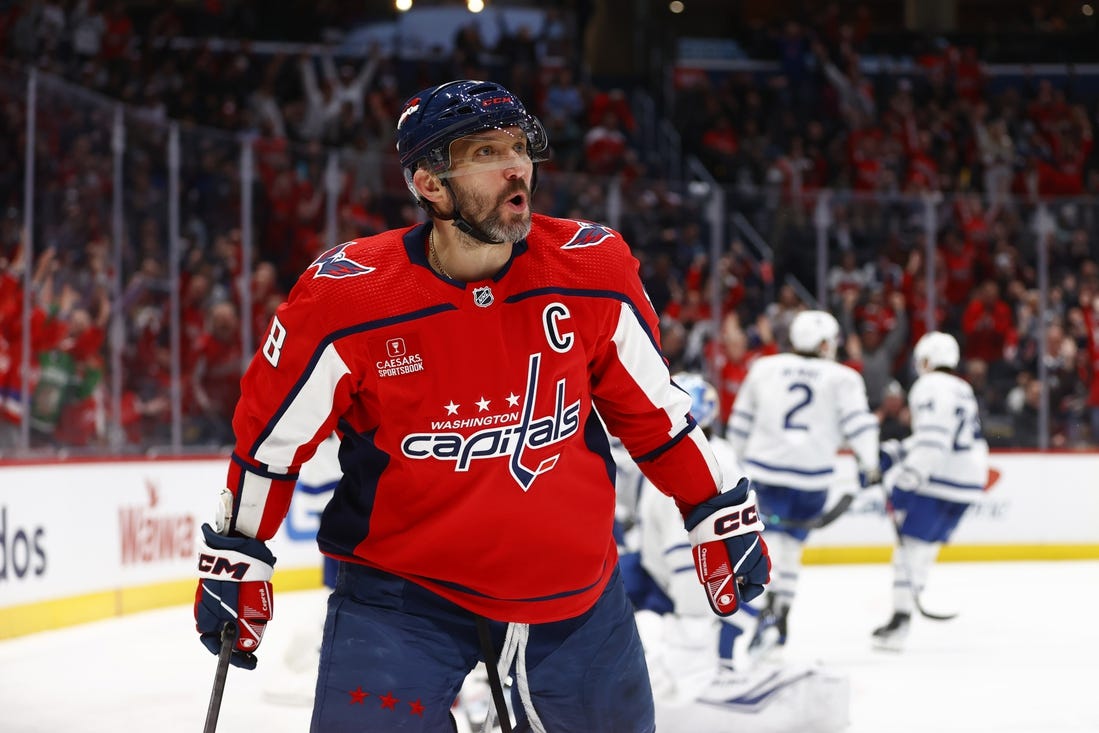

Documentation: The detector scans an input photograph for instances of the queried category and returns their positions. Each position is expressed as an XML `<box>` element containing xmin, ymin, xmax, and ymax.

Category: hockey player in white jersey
<box><xmin>727</xmin><ymin>310</ymin><xmax>879</xmax><ymax>655</ymax></box>
<box><xmin>872</xmin><ymin>331</ymin><xmax>989</xmax><ymax>651</ymax></box>
<box><xmin>631</xmin><ymin>373</ymin><xmax>748</xmax><ymax>698</ymax></box>
<box><xmin>629</xmin><ymin>372</ymin><xmax>849</xmax><ymax>733</ymax></box>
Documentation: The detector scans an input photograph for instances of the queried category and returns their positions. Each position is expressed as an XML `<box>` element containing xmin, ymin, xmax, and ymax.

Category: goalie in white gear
<box><xmin>623</xmin><ymin>372</ymin><xmax>849</xmax><ymax>733</ymax></box>
<box><xmin>630</xmin><ymin>373</ymin><xmax>749</xmax><ymax>697</ymax></box>
<box><xmin>873</xmin><ymin>331</ymin><xmax>989</xmax><ymax>651</ymax></box>
<box><xmin>727</xmin><ymin>310</ymin><xmax>880</xmax><ymax>656</ymax></box>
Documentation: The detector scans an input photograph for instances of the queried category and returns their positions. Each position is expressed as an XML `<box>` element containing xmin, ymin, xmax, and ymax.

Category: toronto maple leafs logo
<box><xmin>561</xmin><ymin>220</ymin><xmax>614</xmax><ymax>249</ymax></box>
<box><xmin>309</xmin><ymin>242</ymin><xmax>375</xmax><ymax>280</ymax></box>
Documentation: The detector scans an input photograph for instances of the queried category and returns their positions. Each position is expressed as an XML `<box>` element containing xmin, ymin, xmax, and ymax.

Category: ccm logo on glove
<box><xmin>683</xmin><ymin>478</ymin><xmax>772</xmax><ymax>617</ymax></box>
<box><xmin>713</xmin><ymin>505</ymin><xmax>760</xmax><ymax>535</ymax></box>
<box><xmin>198</xmin><ymin>554</ymin><xmax>255</xmax><ymax>580</ymax></box>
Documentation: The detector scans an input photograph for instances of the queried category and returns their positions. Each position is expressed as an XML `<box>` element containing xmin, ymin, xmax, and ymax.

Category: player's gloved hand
<box><xmin>858</xmin><ymin>464</ymin><xmax>882</xmax><ymax>489</ymax></box>
<box><xmin>879</xmin><ymin>439</ymin><xmax>905</xmax><ymax>474</ymax></box>
<box><xmin>194</xmin><ymin>522</ymin><xmax>276</xmax><ymax>670</ymax></box>
<box><xmin>683</xmin><ymin>477</ymin><xmax>771</xmax><ymax>617</ymax></box>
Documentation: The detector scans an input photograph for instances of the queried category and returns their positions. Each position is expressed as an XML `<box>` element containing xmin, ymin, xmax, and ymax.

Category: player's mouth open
<box><xmin>504</xmin><ymin>193</ymin><xmax>527</xmax><ymax>212</ymax></box>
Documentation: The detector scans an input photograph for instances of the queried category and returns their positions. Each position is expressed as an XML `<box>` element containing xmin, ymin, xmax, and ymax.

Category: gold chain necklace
<box><xmin>429</xmin><ymin>229</ymin><xmax>454</xmax><ymax>279</ymax></box>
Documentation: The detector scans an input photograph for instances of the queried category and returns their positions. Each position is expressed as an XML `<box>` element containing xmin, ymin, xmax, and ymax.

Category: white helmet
<box><xmin>913</xmin><ymin>331</ymin><xmax>960</xmax><ymax>375</ymax></box>
<box><xmin>789</xmin><ymin>310</ymin><xmax>840</xmax><ymax>360</ymax></box>
<box><xmin>673</xmin><ymin>372</ymin><xmax>719</xmax><ymax>430</ymax></box>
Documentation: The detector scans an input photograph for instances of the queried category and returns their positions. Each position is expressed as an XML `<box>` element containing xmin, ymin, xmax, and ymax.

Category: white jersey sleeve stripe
<box><xmin>236</xmin><ymin>471</ymin><xmax>274</xmax><ymax>537</ymax></box>
<box><xmin>610</xmin><ymin>302</ymin><xmax>688</xmax><ymax>439</ymax></box>
<box><xmin>253</xmin><ymin>342</ymin><xmax>351</xmax><ymax>467</ymax></box>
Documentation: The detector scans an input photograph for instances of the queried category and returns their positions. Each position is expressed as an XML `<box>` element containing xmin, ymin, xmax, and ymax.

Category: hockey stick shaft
<box><xmin>204</xmin><ymin>621</ymin><xmax>239</xmax><ymax>733</ymax></box>
<box><xmin>767</xmin><ymin>492</ymin><xmax>854</xmax><ymax>531</ymax></box>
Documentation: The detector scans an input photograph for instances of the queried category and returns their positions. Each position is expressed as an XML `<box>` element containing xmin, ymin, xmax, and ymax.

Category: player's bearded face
<box><xmin>449</xmin><ymin>177</ymin><xmax>533</xmax><ymax>243</ymax></box>
<box><xmin>445</xmin><ymin>128</ymin><xmax>534</xmax><ymax>243</ymax></box>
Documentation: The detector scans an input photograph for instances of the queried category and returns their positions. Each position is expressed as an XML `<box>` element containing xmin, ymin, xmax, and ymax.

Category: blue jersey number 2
<box><xmin>783</xmin><ymin>383</ymin><xmax>814</xmax><ymax>431</ymax></box>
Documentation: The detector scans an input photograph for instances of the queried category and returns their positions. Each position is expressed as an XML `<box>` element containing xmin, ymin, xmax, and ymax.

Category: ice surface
<box><xmin>2</xmin><ymin>561</ymin><xmax>1097</xmax><ymax>732</ymax></box>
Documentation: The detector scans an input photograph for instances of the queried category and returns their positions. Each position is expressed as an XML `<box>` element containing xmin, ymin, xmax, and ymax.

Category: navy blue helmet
<box><xmin>395</xmin><ymin>80</ymin><xmax>548</xmax><ymax>176</ymax></box>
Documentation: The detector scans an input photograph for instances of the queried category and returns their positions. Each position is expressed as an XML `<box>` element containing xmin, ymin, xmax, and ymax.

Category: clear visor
<box><xmin>437</xmin><ymin>129</ymin><xmax>550</xmax><ymax>180</ymax></box>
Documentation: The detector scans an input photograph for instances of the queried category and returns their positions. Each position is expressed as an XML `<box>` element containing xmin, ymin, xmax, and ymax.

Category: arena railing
<box><xmin>1</xmin><ymin>65</ymin><xmax>1091</xmax><ymax>457</ymax></box>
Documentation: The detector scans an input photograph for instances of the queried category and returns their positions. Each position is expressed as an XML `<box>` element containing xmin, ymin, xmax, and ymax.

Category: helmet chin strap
<box><xmin>439</xmin><ymin>181</ymin><xmax>508</xmax><ymax>245</ymax></box>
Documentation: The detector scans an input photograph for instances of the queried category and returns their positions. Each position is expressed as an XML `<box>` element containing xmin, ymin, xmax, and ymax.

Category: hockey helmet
<box><xmin>913</xmin><ymin>331</ymin><xmax>959</xmax><ymax>375</ymax></box>
<box><xmin>395</xmin><ymin>80</ymin><xmax>548</xmax><ymax>179</ymax></box>
<box><xmin>789</xmin><ymin>310</ymin><xmax>840</xmax><ymax>360</ymax></box>
<box><xmin>673</xmin><ymin>372</ymin><xmax>720</xmax><ymax>431</ymax></box>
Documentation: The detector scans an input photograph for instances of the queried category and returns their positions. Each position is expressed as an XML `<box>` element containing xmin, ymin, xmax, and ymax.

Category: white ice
<box><xmin>2</xmin><ymin>560</ymin><xmax>1097</xmax><ymax>733</ymax></box>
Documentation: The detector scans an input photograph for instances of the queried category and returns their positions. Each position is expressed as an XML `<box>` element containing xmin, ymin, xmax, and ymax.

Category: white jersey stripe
<box><xmin>610</xmin><ymin>302</ymin><xmax>690</xmax><ymax>440</ymax></box>
<box><xmin>236</xmin><ymin>472</ymin><xmax>274</xmax><ymax>537</ymax></box>
<box><xmin>254</xmin><ymin>343</ymin><xmax>351</xmax><ymax>467</ymax></box>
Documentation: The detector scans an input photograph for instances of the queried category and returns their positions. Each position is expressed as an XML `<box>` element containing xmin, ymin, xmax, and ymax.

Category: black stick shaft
<box><xmin>203</xmin><ymin>622</ymin><xmax>238</xmax><ymax>733</ymax></box>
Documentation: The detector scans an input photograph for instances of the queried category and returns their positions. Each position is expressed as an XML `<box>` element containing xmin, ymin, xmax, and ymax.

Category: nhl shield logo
<box><xmin>473</xmin><ymin>286</ymin><xmax>494</xmax><ymax>307</ymax></box>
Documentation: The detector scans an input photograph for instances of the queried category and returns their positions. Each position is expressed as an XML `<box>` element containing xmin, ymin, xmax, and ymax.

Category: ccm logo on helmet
<box><xmin>713</xmin><ymin>506</ymin><xmax>759</xmax><ymax>535</ymax></box>
<box><xmin>482</xmin><ymin>96</ymin><xmax>513</xmax><ymax>107</ymax></box>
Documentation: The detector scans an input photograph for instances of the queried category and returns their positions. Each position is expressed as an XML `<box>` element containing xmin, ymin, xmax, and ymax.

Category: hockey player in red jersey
<box><xmin>193</xmin><ymin>79</ymin><xmax>770</xmax><ymax>732</ymax></box>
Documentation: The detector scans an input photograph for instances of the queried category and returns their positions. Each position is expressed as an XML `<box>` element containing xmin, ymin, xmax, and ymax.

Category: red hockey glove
<box><xmin>195</xmin><ymin>523</ymin><xmax>276</xmax><ymax>670</ymax></box>
<box><xmin>683</xmin><ymin>477</ymin><xmax>770</xmax><ymax>617</ymax></box>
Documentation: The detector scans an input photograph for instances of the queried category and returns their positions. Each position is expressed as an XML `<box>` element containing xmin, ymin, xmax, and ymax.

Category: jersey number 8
<box><xmin>263</xmin><ymin>316</ymin><xmax>287</xmax><ymax>367</ymax></box>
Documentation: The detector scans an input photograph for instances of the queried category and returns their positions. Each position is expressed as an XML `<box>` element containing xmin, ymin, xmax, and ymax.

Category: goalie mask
<box><xmin>672</xmin><ymin>372</ymin><xmax>719</xmax><ymax>431</ymax></box>
<box><xmin>913</xmin><ymin>331</ymin><xmax>960</xmax><ymax>375</ymax></box>
<box><xmin>789</xmin><ymin>310</ymin><xmax>840</xmax><ymax>360</ymax></box>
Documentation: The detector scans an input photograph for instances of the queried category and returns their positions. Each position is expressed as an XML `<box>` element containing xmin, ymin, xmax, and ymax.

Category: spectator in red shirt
<box><xmin>710</xmin><ymin>313</ymin><xmax>777</xmax><ymax>427</ymax></box>
<box><xmin>188</xmin><ymin>301</ymin><xmax>243</xmax><ymax>445</ymax></box>
<box><xmin>940</xmin><ymin>228</ymin><xmax>982</xmax><ymax>319</ymax></box>
<box><xmin>583</xmin><ymin>110</ymin><xmax>632</xmax><ymax>176</ymax></box>
<box><xmin>961</xmin><ymin>279</ymin><xmax>1016</xmax><ymax>373</ymax></box>
<box><xmin>0</xmin><ymin>248</ymin><xmax>70</xmax><ymax>449</ymax></box>
<box><xmin>100</xmin><ymin>0</ymin><xmax>133</xmax><ymax>64</ymax></box>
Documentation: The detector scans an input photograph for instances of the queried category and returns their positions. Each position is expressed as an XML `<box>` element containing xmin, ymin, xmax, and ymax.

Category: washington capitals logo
<box><xmin>399</xmin><ymin>353</ymin><xmax>580</xmax><ymax>492</ymax></box>
<box><xmin>309</xmin><ymin>242</ymin><xmax>375</xmax><ymax>280</ymax></box>
<box><xmin>561</xmin><ymin>220</ymin><xmax>614</xmax><ymax>249</ymax></box>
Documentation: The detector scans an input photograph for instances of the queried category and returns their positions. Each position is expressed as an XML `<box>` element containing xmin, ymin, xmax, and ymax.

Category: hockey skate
<box><xmin>747</xmin><ymin>597</ymin><xmax>788</xmax><ymax>661</ymax></box>
<box><xmin>871</xmin><ymin>612</ymin><xmax>911</xmax><ymax>652</ymax></box>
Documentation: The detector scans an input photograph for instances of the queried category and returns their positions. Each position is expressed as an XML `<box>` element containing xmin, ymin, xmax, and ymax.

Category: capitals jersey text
<box><xmin>225</xmin><ymin>215</ymin><xmax>722</xmax><ymax>623</ymax></box>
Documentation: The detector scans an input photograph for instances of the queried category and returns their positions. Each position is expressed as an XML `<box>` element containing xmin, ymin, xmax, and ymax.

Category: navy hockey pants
<box><xmin>310</xmin><ymin>562</ymin><xmax>655</xmax><ymax>733</ymax></box>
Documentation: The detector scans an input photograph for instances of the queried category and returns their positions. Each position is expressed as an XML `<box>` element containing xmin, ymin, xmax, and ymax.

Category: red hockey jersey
<box><xmin>226</xmin><ymin>214</ymin><xmax>723</xmax><ymax>623</ymax></box>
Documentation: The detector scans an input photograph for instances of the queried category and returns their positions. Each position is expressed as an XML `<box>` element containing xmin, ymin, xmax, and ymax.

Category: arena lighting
<box><xmin>1084</xmin><ymin>3</ymin><xmax>1095</xmax><ymax>16</ymax></box>
<box><xmin>467</xmin><ymin>0</ymin><xmax>485</xmax><ymax>12</ymax></box>
<box><xmin>395</xmin><ymin>0</ymin><xmax>412</xmax><ymax>11</ymax></box>
<box><xmin>669</xmin><ymin>0</ymin><xmax>685</xmax><ymax>12</ymax></box>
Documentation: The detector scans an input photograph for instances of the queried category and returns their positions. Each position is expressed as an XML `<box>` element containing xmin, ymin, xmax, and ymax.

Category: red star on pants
<box><xmin>379</xmin><ymin>691</ymin><xmax>399</xmax><ymax>710</ymax></box>
<box><xmin>348</xmin><ymin>686</ymin><xmax>369</xmax><ymax>704</ymax></box>
<box><xmin>408</xmin><ymin>698</ymin><xmax>425</xmax><ymax>717</ymax></box>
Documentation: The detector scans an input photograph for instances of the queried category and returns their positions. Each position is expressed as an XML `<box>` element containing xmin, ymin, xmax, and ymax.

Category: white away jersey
<box><xmin>726</xmin><ymin>353</ymin><xmax>878</xmax><ymax>491</ymax></box>
<box><xmin>892</xmin><ymin>371</ymin><xmax>989</xmax><ymax>503</ymax></box>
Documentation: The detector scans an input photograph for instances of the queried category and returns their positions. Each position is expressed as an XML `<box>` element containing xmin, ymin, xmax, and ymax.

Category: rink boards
<box><xmin>0</xmin><ymin>451</ymin><xmax>1096</xmax><ymax>638</ymax></box>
